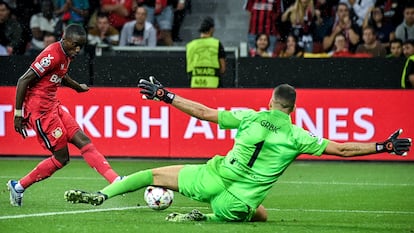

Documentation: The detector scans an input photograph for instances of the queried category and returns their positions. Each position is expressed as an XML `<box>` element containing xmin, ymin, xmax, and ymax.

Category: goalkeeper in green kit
<box><xmin>65</xmin><ymin>77</ymin><xmax>412</xmax><ymax>222</ymax></box>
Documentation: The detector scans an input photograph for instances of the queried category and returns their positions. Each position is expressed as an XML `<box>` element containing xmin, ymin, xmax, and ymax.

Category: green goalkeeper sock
<box><xmin>100</xmin><ymin>170</ymin><xmax>153</xmax><ymax>198</ymax></box>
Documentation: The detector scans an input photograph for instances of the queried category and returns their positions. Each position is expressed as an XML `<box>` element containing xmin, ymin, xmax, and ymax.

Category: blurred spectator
<box><xmin>281</xmin><ymin>0</ymin><xmax>315</xmax><ymax>53</ymax></box>
<box><xmin>11</xmin><ymin>1</ymin><xmax>40</xmax><ymax>55</ymax></box>
<box><xmin>88</xmin><ymin>0</ymin><xmax>101</xmax><ymax>16</ymax></box>
<box><xmin>88</xmin><ymin>11</ymin><xmax>120</xmax><ymax>46</ymax></box>
<box><xmin>355</xmin><ymin>26</ymin><xmax>387</xmax><ymax>57</ymax></box>
<box><xmin>322</xmin><ymin>2</ymin><xmax>360</xmax><ymax>52</ymax></box>
<box><xmin>139</xmin><ymin>0</ymin><xmax>174</xmax><ymax>46</ymax></box>
<box><xmin>386</xmin><ymin>38</ymin><xmax>403</xmax><ymax>58</ymax></box>
<box><xmin>100</xmin><ymin>0</ymin><xmax>135</xmax><ymax>31</ymax></box>
<box><xmin>395</xmin><ymin>3</ymin><xmax>414</xmax><ymax>42</ymax></box>
<box><xmin>376</xmin><ymin>0</ymin><xmax>404</xmax><ymax>27</ymax></box>
<box><xmin>27</xmin><ymin>0</ymin><xmax>59</xmax><ymax>55</ymax></box>
<box><xmin>250</xmin><ymin>33</ymin><xmax>274</xmax><ymax>57</ymax></box>
<box><xmin>0</xmin><ymin>43</ymin><xmax>6</xmax><ymax>55</ymax></box>
<box><xmin>54</xmin><ymin>0</ymin><xmax>90</xmax><ymax>25</ymax></box>
<box><xmin>329</xmin><ymin>33</ymin><xmax>355</xmax><ymax>57</ymax></box>
<box><xmin>244</xmin><ymin>0</ymin><xmax>281</xmax><ymax>55</ymax></box>
<box><xmin>0</xmin><ymin>0</ymin><xmax>24</xmax><ymax>55</ymax></box>
<box><xmin>186</xmin><ymin>16</ymin><xmax>226</xmax><ymax>88</ymax></box>
<box><xmin>171</xmin><ymin>0</ymin><xmax>189</xmax><ymax>42</ymax></box>
<box><xmin>339</xmin><ymin>0</ymin><xmax>375</xmax><ymax>27</ymax></box>
<box><xmin>43</xmin><ymin>32</ymin><xmax>57</xmax><ymax>48</ymax></box>
<box><xmin>281</xmin><ymin>0</ymin><xmax>296</xmax><ymax>10</ymax></box>
<box><xmin>3</xmin><ymin>0</ymin><xmax>15</xmax><ymax>9</ymax></box>
<box><xmin>278</xmin><ymin>33</ymin><xmax>304</xmax><ymax>57</ymax></box>
<box><xmin>403</xmin><ymin>38</ymin><xmax>414</xmax><ymax>57</ymax></box>
<box><xmin>313</xmin><ymin>0</ymin><xmax>339</xmax><ymax>44</ymax></box>
<box><xmin>401</xmin><ymin>39</ymin><xmax>414</xmax><ymax>88</ymax></box>
<box><xmin>86</xmin><ymin>0</ymin><xmax>104</xmax><ymax>28</ymax></box>
<box><xmin>119</xmin><ymin>6</ymin><xmax>156</xmax><ymax>46</ymax></box>
<box><xmin>278</xmin><ymin>0</ymin><xmax>295</xmax><ymax>38</ymax></box>
<box><xmin>362</xmin><ymin>5</ymin><xmax>395</xmax><ymax>48</ymax></box>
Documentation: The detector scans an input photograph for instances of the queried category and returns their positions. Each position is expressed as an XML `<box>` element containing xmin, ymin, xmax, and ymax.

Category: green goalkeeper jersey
<box><xmin>214</xmin><ymin>109</ymin><xmax>329</xmax><ymax>208</ymax></box>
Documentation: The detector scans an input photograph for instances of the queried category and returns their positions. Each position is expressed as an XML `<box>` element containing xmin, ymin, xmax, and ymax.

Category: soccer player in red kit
<box><xmin>8</xmin><ymin>24</ymin><xmax>122</xmax><ymax>207</ymax></box>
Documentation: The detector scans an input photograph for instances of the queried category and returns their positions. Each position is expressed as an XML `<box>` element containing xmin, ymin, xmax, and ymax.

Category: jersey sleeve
<box><xmin>218</xmin><ymin>42</ymin><xmax>226</xmax><ymax>59</ymax></box>
<box><xmin>292</xmin><ymin>125</ymin><xmax>329</xmax><ymax>156</ymax></box>
<box><xmin>218</xmin><ymin>109</ymin><xmax>255</xmax><ymax>129</ymax></box>
<box><xmin>30</xmin><ymin>49</ymin><xmax>59</xmax><ymax>78</ymax></box>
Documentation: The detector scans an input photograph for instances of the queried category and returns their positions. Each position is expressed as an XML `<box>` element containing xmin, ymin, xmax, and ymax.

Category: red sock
<box><xmin>81</xmin><ymin>143</ymin><xmax>119</xmax><ymax>183</ymax></box>
<box><xmin>20</xmin><ymin>157</ymin><xmax>63</xmax><ymax>189</ymax></box>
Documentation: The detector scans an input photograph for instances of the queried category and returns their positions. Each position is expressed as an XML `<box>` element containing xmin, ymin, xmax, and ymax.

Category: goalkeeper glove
<box><xmin>138</xmin><ymin>76</ymin><xmax>175</xmax><ymax>104</ymax></box>
<box><xmin>376</xmin><ymin>129</ymin><xmax>411</xmax><ymax>156</ymax></box>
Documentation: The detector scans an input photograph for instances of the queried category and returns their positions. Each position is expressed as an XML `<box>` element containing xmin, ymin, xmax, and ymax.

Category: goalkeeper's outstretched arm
<box><xmin>324</xmin><ymin>129</ymin><xmax>411</xmax><ymax>157</ymax></box>
<box><xmin>171</xmin><ymin>95</ymin><xmax>219</xmax><ymax>123</ymax></box>
<box><xmin>324</xmin><ymin>141</ymin><xmax>377</xmax><ymax>157</ymax></box>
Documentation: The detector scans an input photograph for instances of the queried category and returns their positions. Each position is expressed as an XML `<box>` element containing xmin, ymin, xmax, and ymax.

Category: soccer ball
<box><xmin>144</xmin><ymin>186</ymin><xmax>174</xmax><ymax>210</ymax></box>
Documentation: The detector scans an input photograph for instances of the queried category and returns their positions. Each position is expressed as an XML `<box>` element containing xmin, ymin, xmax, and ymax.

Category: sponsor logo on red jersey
<box><xmin>34</xmin><ymin>54</ymin><xmax>55</xmax><ymax>74</ymax></box>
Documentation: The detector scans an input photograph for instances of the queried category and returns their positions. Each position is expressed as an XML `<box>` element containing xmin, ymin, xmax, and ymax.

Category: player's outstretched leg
<box><xmin>7</xmin><ymin>180</ymin><xmax>24</xmax><ymax>207</ymax></box>
<box><xmin>165</xmin><ymin>209</ymin><xmax>207</xmax><ymax>222</ymax></box>
<box><xmin>64</xmin><ymin>190</ymin><xmax>107</xmax><ymax>206</ymax></box>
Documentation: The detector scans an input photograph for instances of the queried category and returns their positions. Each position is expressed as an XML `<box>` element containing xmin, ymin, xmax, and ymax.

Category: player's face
<box><xmin>64</xmin><ymin>36</ymin><xmax>86</xmax><ymax>58</ymax></box>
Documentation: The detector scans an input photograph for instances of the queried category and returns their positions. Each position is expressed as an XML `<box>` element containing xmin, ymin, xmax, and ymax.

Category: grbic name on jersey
<box><xmin>260</xmin><ymin>120</ymin><xmax>280</xmax><ymax>133</ymax></box>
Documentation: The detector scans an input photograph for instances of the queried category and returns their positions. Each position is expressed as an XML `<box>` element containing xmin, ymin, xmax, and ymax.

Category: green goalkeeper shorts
<box><xmin>178</xmin><ymin>156</ymin><xmax>255</xmax><ymax>222</ymax></box>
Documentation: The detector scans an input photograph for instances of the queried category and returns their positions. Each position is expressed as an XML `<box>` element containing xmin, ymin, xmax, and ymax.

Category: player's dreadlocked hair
<box><xmin>63</xmin><ymin>24</ymin><xmax>86</xmax><ymax>39</ymax></box>
<box><xmin>273</xmin><ymin>84</ymin><xmax>296</xmax><ymax>112</ymax></box>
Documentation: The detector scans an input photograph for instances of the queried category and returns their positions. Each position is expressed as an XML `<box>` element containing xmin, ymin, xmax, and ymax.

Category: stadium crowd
<box><xmin>0</xmin><ymin>0</ymin><xmax>412</xmax><ymax>59</ymax></box>
<box><xmin>246</xmin><ymin>0</ymin><xmax>412</xmax><ymax>58</ymax></box>
<box><xmin>0</xmin><ymin>0</ymin><xmax>190</xmax><ymax>55</ymax></box>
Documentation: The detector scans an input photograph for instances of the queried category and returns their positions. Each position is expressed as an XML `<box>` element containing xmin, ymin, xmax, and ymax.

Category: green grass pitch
<box><xmin>0</xmin><ymin>158</ymin><xmax>413</xmax><ymax>233</ymax></box>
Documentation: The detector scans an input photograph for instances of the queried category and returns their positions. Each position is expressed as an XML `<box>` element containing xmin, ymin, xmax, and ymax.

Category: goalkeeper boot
<box><xmin>64</xmin><ymin>190</ymin><xmax>106</xmax><ymax>206</ymax></box>
<box><xmin>165</xmin><ymin>209</ymin><xmax>207</xmax><ymax>222</ymax></box>
<box><xmin>7</xmin><ymin>180</ymin><xmax>24</xmax><ymax>207</ymax></box>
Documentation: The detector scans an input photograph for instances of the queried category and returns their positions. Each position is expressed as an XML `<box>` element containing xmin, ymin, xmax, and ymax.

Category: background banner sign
<box><xmin>1</xmin><ymin>87</ymin><xmax>413</xmax><ymax>161</ymax></box>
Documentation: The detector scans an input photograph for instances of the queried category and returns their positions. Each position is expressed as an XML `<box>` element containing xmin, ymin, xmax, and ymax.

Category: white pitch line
<box><xmin>0</xmin><ymin>206</ymin><xmax>144</xmax><ymax>220</ymax></box>
<box><xmin>1</xmin><ymin>206</ymin><xmax>413</xmax><ymax>220</ymax></box>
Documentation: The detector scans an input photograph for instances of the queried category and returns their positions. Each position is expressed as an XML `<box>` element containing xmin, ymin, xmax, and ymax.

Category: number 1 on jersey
<box><xmin>247</xmin><ymin>141</ymin><xmax>264</xmax><ymax>168</ymax></box>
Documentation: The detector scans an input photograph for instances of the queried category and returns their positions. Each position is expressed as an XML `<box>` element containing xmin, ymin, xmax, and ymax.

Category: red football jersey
<box><xmin>245</xmin><ymin>0</ymin><xmax>281</xmax><ymax>36</ymax></box>
<box><xmin>26</xmin><ymin>42</ymin><xmax>71</xmax><ymax>119</ymax></box>
<box><xmin>101</xmin><ymin>0</ymin><xmax>134</xmax><ymax>29</ymax></box>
